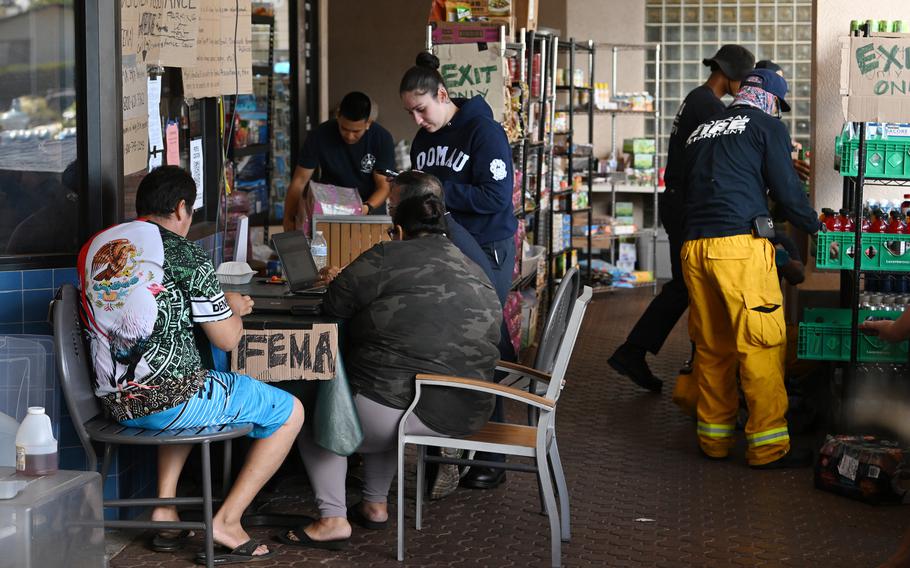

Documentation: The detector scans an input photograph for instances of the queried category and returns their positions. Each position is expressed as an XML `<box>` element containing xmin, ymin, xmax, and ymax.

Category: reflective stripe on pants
<box><xmin>681</xmin><ymin>234</ymin><xmax>790</xmax><ymax>466</ymax></box>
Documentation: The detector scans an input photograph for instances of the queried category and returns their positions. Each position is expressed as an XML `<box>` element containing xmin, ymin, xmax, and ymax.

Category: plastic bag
<box><xmin>313</xmin><ymin>355</ymin><xmax>363</xmax><ymax>456</ymax></box>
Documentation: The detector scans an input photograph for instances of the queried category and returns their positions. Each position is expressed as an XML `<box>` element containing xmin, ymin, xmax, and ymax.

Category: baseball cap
<box><xmin>740</xmin><ymin>68</ymin><xmax>791</xmax><ymax>112</ymax></box>
<box><xmin>702</xmin><ymin>45</ymin><xmax>756</xmax><ymax>81</ymax></box>
<box><xmin>755</xmin><ymin>59</ymin><xmax>784</xmax><ymax>76</ymax></box>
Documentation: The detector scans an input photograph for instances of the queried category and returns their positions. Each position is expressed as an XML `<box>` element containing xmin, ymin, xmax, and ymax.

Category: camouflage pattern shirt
<box><xmin>324</xmin><ymin>235</ymin><xmax>501</xmax><ymax>436</ymax></box>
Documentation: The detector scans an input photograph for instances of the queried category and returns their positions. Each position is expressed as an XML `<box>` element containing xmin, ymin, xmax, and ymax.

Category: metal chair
<box><xmin>397</xmin><ymin>285</ymin><xmax>593</xmax><ymax>568</ymax></box>
<box><xmin>52</xmin><ymin>284</ymin><xmax>253</xmax><ymax>568</ymax></box>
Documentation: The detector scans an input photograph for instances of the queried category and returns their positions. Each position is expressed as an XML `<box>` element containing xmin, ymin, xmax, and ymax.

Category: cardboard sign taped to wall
<box><xmin>435</xmin><ymin>43</ymin><xmax>508</xmax><ymax>123</ymax></box>
<box><xmin>840</xmin><ymin>33</ymin><xmax>910</xmax><ymax>122</ymax></box>
<box><xmin>230</xmin><ymin>323</ymin><xmax>338</xmax><ymax>382</ymax></box>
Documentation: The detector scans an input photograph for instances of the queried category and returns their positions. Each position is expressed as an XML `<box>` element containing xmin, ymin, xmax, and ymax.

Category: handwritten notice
<box><xmin>436</xmin><ymin>43</ymin><xmax>508</xmax><ymax>123</ymax></box>
<box><xmin>231</xmin><ymin>324</ymin><xmax>339</xmax><ymax>382</ymax></box>
<box><xmin>190</xmin><ymin>138</ymin><xmax>204</xmax><ymax>209</ymax></box>
<box><xmin>165</xmin><ymin>121</ymin><xmax>180</xmax><ymax>165</ymax></box>
<box><xmin>123</xmin><ymin>117</ymin><xmax>149</xmax><ymax>175</ymax></box>
<box><xmin>182</xmin><ymin>0</ymin><xmax>252</xmax><ymax>98</ymax></box>
<box><xmin>842</xmin><ymin>35</ymin><xmax>910</xmax><ymax>122</ymax></box>
<box><xmin>122</xmin><ymin>55</ymin><xmax>147</xmax><ymax>121</ymax></box>
<box><xmin>122</xmin><ymin>0</ymin><xmax>199</xmax><ymax>67</ymax></box>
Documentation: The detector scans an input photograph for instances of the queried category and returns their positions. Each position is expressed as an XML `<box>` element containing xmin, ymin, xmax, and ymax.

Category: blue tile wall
<box><xmin>1</xmin><ymin>253</ymin><xmax>222</xmax><ymax>519</ymax></box>
<box><xmin>0</xmin><ymin>266</ymin><xmax>158</xmax><ymax>520</ymax></box>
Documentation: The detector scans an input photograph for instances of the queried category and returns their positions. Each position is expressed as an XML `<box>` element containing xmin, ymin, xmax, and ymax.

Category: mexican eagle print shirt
<box><xmin>78</xmin><ymin>220</ymin><xmax>232</xmax><ymax>421</ymax></box>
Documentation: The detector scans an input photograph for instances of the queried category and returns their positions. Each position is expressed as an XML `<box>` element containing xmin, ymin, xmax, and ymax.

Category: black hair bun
<box><xmin>416</xmin><ymin>51</ymin><xmax>440</xmax><ymax>70</ymax></box>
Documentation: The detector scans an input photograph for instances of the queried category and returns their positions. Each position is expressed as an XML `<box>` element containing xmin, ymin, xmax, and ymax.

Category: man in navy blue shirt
<box><xmin>283</xmin><ymin>92</ymin><xmax>396</xmax><ymax>231</ymax></box>
<box><xmin>680</xmin><ymin>69</ymin><xmax>820</xmax><ymax>469</ymax></box>
<box><xmin>609</xmin><ymin>45</ymin><xmax>755</xmax><ymax>392</ymax></box>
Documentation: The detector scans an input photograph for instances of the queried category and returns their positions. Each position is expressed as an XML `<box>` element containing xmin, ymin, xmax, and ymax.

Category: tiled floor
<box><xmin>109</xmin><ymin>289</ymin><xmax>906</xmax><ymax>567</ymax></box>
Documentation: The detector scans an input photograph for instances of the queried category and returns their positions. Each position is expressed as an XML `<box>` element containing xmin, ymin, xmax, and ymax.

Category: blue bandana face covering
<box><xmin>732</xmin><ymin>85</ymin><xmax>780</xmax><ymax>118</ymax></box>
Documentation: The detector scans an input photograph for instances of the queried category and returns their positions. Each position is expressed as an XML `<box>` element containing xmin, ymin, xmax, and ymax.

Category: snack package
<box><xmin>814</xmin><ymin>435</ymin><xmax>908</xmax><ymax>505</ymax></box>
<box><xmin>298</xmin><ymin>181</ymin><xmax>362</xmax><ymax>236</ymax></box>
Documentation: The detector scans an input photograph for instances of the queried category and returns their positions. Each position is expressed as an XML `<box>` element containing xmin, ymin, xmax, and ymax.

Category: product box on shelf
<box><xmin>431</xmin><ymin>20</ymin><xmax>512</xmax><ymax>44</ymax></box>
<box><xmin>622</xmin><ymin>138</ymin><xmax>656</xmax><ymax>155</ymax></box>
<box><xmin>633</xmin><ymin>153</ymin><xmax>655</xmax><ymax>169</ymax></box>
<box><xmin>614</xmin><ymin>201</ymin><xmax>634</xmax><ymax>226</ymax></box>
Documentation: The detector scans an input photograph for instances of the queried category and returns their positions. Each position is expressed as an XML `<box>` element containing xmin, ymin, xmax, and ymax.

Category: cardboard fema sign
<box><xmin>230</xmin><ymin>324</ymin><xmax>338</xmax><ymax>383</ymax></box>
<box><xmin>840</xmin><ymin>33</ymin><xmax>910</xmax><ymax>122</ymax></box>
<box><xmin>435</xmin><ymin>43</ymin><xmax>508</xmax><ymax>123</ymax></box>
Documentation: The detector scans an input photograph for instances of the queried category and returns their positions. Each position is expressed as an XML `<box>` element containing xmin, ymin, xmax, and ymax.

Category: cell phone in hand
<box><xmin>375</xmin><ymin>167</ymin><xmax>399</xmax><ymax>178</ymax></box>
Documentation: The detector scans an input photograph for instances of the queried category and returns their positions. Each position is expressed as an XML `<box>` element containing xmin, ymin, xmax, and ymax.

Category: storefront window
<box><xmin>0</xmin><ymin>1</ymin><xmax>78</xmax><ymax>258</ymax></box>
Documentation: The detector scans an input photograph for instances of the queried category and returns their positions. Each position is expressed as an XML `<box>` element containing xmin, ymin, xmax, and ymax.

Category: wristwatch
<box><xmin>364</xmin><ymin>202</ymin><xmax>375</xmax><ymax>214</ymax></box>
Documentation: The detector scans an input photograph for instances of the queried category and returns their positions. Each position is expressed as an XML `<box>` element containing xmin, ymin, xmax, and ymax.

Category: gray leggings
<box><xmin>298</xmin><ymin>394</ymin><xmax>445</xmax><ymax>519</ymax></box>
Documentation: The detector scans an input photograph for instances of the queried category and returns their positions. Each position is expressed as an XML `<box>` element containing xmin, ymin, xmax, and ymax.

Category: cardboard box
<box><xmin>432</xmin><ymin>21</ymin><xmax>504</xmax><ymax>45</ymax></box>
<box><xmin>839</xmin><ymin>32</ymin><xmax>910</xmax><ymax>122</ymax></box>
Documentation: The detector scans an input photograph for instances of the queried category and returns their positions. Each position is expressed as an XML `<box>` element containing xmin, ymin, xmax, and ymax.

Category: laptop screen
<box><xmin>271</xmin><ymin>231</ymin><xmax>320</xmax><ymax>292</ymax></box>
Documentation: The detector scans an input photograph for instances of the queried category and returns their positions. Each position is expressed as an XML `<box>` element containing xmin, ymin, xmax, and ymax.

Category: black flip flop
<box><xmin>347</xmin><ymin>502</ymin><xmax>388</xmax><ymax>530</ymax></box>
<box><xmin>276</xmin><ymin>525</ymin><xmax>348</xmax><ymax>551</ymax></box>
<box><xmin>149</xmin><ymin>529</ymin><xmax>194</xmax><ymax>552</ymax></box>
<box><xmin>194</xmin><ymin>539</ymin><xmax>276</xmax><ymax>565</ymax></box>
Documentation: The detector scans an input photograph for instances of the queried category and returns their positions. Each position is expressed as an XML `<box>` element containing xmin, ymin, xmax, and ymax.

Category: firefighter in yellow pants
<box><xmin>677</xmin><ymin>69</ymin><xmax>820</xmax><ymax>468</ymax></box>
<box><xmin>682</xmin><ymin>235</ymin><xmax>790</xmax><ymax>464</ymax></box>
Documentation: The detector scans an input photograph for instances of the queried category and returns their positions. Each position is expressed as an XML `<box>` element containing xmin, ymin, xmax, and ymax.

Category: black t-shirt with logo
<box><xmin>298</xmin><ymin>119</ymin><xmax>395</xmax><ymax>202</ymax></box>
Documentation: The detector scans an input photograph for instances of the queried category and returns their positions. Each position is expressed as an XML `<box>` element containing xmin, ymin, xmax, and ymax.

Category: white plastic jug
<box><xmin>0</xmin><ymin>411</ymin><xmax>18</xmax><ymax>467</ymax></box>
<box><xmin>15</xmin><ymin>407</ymin><xmax>57</xmax><ymax>475</ymax></box>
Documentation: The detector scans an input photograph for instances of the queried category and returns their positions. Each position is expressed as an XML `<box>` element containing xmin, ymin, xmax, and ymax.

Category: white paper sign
<box><xmin>190</xmin><ymin>138</ymin><xmax>204</xmax><ymax>210</ymax></box>
<box><xmin>147</xmin><ymin>76</ymin><xmax>164</xmax><ymax>170</ymax></box>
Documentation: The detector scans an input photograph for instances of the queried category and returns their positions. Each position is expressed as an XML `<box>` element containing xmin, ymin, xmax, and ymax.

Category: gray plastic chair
<box><xmin>397</xmin><ymin>285</ymin><xmax>593</xmax><ymax>568</ymax></box>
<box><xmin>52</xmin><ymin>284</ymin><xmax>252</xmax><ymax>568</ymax></box>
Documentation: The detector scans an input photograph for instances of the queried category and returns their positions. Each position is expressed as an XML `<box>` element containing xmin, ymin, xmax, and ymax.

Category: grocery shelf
<box><xmin>232</xmin><ymin>143</ymin><xmax>269</xmax><ymax>158</ymax></box>
<box><xmin>592</xmin><ymin>182</ymin><xmax>663</xmax><ymax>194</ymax></box>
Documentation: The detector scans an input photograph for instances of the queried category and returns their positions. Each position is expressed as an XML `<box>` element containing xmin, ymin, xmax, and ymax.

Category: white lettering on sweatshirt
<box><xmin>415</xmin><ymin>145</ymin><xmax>471</xmax><ymax>173</ymax></box>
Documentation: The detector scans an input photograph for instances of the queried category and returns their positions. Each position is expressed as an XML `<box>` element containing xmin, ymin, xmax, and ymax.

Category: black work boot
<box><xmin>608</xmin><ymin>343</ymin><xmax>662</xmax><ymax>392</ymax></box>
<box><xmin>750</xmin><ymin>448</ymin><xmax>814</xmax><ymax>470</ymax></box>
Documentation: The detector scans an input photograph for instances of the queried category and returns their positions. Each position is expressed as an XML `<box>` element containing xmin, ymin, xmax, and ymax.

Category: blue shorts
<box><xmin>122</xmin><ymin>371</ymin><xmax>295</xmax><ymax>439</ymax></box>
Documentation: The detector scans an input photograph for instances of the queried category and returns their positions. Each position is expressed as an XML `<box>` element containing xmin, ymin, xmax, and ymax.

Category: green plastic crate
<box><xmin>814</xmin><ymin>231</ymin><xmax>910</xmax><ymax>271</ymax></box>
<box><xmin>837</xmin><ymin>135</ymin><xmax>910</xmax><ymax>179</ymax></box>
<box><xmin>798</xmin><ymin>308</ymin><xmax>909</xmax><ymax>362</ymax></box>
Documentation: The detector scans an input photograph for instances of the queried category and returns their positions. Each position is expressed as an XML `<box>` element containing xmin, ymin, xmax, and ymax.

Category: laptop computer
<box><xmin>271</xmin><ymin>231</ymin><xmax>327</xmax><ymax>296</ymax></box>
<box><xmin>233</xmin><ymin>231</ymin><xmax>326</xmax><ymax>315</ymax></box>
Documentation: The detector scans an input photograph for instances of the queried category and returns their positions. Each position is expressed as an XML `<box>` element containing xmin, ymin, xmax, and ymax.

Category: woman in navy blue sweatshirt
<box><xmin>400</xmin><ymin>52</ymin><xmax>517</xmax><ymax>307</ymax></box>
<box><xmin>400</xmin><ymin>51</ymin><xmax>518</xmax><ymax>493</ymax></box>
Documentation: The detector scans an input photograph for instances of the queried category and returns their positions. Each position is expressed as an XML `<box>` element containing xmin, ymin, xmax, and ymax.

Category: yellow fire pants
<box><xmin>681</xmin><ymin>234</ymin><xmax>790</xmax><ymax>466</ymax></box>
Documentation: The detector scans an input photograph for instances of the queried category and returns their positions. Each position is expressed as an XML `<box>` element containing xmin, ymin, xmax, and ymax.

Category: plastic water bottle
<box><xmin>310</xmin><ymin>230</ymin><xmax>328</xmax><ymax>271</ymax></box>
<box><xmin>15</xmin><ymin>407</ymin><xmax>57</xmax><ymax>476</ymax></box>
